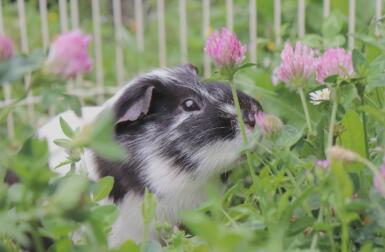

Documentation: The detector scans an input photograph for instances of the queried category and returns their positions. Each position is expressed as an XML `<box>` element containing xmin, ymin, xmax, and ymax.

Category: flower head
<box><xmin>276</xmin><ymin>42</ymin><xmax>317</xmax><ymax>88</ymax></box>
<box><xmin>0</xmin><ymin>35</ymin><xmax>15</xmax><ymax>61</ymax></box>
<box><xmin>45</xmin><ymin>30</ymin><xmax>93</xmax><ymax>79</ymax></box>
<box><xmin>316</xmin><ymin>48</ymin><xmax>354</xmax><ymax>83</ymax></box>
<box><xmin>315</xmin><ymin>159</ymin><xmax>330</xmax><ymax>169</ymax></box>
<box><xmin>327</xmin><ymin>146</ymin><xmax>358</xmax><ymax>163</ymax></box>
<box><xmin>255</xmin><ymin>112</ymin><xmax>283</xmax><ymax>137</ymax></box>
<box><xmin>204</xmin><ymin>28</ymin><xmax>246</xmax><ymax>68</ymax></box>
<box><xmin>309</xmin><ymin>88</ymin><xmax>331</xmax><ymax>105</ymax></box>
<box><xmin>374</xmin><ymin>161</ymin><xmax>385</xmax><ymax>197</ymax></box>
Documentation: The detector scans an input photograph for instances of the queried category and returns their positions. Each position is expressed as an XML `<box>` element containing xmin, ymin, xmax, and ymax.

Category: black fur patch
<box><xmin>95</xmin><ymin>154</ymin><xmax>146</xmax><ymax>202</ymax></box>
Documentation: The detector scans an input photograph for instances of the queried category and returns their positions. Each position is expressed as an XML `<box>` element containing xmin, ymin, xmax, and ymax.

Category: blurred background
<box><xmin>0</xmin><ymin>0</ymin><xmax>383</xmax><ymax>143</ymax></box>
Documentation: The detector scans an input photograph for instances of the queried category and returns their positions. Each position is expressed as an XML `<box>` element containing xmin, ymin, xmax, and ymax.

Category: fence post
<box><xmin>39</xmin><ymin>0</ymin><xmax>49</xmax><ymax>52</ymax></box>
<box><xmin>59</xmin><ymin>0</ymin><xmax>68</xmax><ymax>32</ymax></box>
<box><xmin>92</xmin><ymin>0</ymin><xmax>104</xmax><ymax>103</ymax></box>
<box><xmin>348</xmin><ymin>0</ymin><xmax>356</xmax><ymax>50</ymax></box>
<box><xmin>202</xmin><ymin>0</ymin><xmax>211</xmax><ymax>77</ymax></box>
<box><xmin>17</xmin><ymin>0</ymin><xmax>34</xmax><ymax>124</ymax></box>
<box><xmin>113</xmin><ymin>0</ymin><xmax>124</xmax><ymax>86</ymax></box>
<box><xmin>226</xmin><ymin>0</ymin><xmax>233</xmax><ymax>32</ymax></box>
<box><xmin>179</xmin><ymin>0</ymin><xmax>188</xmax><ymax>63</ymax></box>
<box><xmin>274</xmin><ymin>0</ymin><xmax>281</xmax><ymax>46</ymax></box>
<box><xmin>157</xmin><ymin>0</ymin><xmax>166</xmax><ymax>67</ymax></box>
<box><xmin>70</xmin><ymin>0</ymin><xmax>79</xmax><ymax>29</ymax></box>
<box><xmin>323</xmin><ymin>0</ymin><xmax>330</xmax><ymax>18</ymax></box>
<box><xmin>135</xmin><ymin>0</ymin><xmax>144</xmax><ymax>52</ymax></box>
<box><xmin>376</xmin><ymin>0</ymin><xmax>382</xmax><ymax>36</ymax></box>
<box><xmin>249</xmin><ymin>0</ymin><xmax>257</xmax><ymax>64</ymax></box>
<box><xmin>298</xmin><ymin>0</ymin><xmax>305</xmax><ymax>38</ymax></box>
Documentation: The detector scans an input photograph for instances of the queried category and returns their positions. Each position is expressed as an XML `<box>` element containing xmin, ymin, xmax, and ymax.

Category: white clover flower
<box><xmin>309</xmin><ymin>88</ymin><xmax>330</xmax><ymax>105</ymax></box>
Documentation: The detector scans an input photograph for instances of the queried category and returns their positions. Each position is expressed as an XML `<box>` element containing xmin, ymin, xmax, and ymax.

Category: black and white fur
<box><xmin>38</xmin><ymin>64</ymin><xmax>262</xmax><ymax>247</ymax></box>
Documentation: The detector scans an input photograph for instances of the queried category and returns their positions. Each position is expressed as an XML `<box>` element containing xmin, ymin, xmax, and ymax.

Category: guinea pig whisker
<box><xmin>193</xmin><ymin>126</ymin><xmax>231</xmax><ymax>139</ymax></box>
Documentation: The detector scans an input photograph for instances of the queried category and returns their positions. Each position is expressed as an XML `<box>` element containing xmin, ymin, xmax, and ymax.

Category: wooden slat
<box><xmin>274</xmin><ymin>0</ymin><xmax>281</xmax><ymax>46</ymax></box>
<box><xmin>376</xmin><ymin>0</ymin><xmax>382</xmax><ymax>36</ymax></box>
<box><xmin>179</xmin><ymin>0</ymin><xmax>188</xmax><ymax>63</ymax></box>
<box><xmin>249</xmin><ymin>0</ymin><xmax>257</xmax><ymax>63</ymax></box>
<box><xmin>323</xmin><ymin>0</ymin><xmax>330</xmax><ymax>18</ymax></box>
<box><xmin>135</xmin><ymin>0</ymin><xmax>144</xmax><ymax>51</ymax></box>
<box><xmin>203</xmin><ymin>0</ymin><xmax>211</xmax><ymax>77</ymax></box>
<box><xmin>157</xmin><ymin>0</ymin><xmax>166</xmax><ymax>67</ymax></box>
<box><xmin>348</xmin><ymin>0</ymin><xmax>356</xmax><ymax>50</ymax></box>
<box><xmin>59</xmin><ymin>0</ymin><xmax>68</xmax><ymax>32</ymax></box>
<box><xmin>298</xmin><ymin>0</ymin><xmax>305</xmax><ymax>38</ymax></box>
<box><xmin>17</xmin><ymin>0</ymin><xmax>33</xmax><ymax>122</ymax></box>
<box><xmin>39</xmin><ymin>0</ymin><xmax>49</xmax><ymax>51</ymax></box>
<box><xmin>113</xmin><ymin>0</ymin><xmax>124</xmax><ymax>86</ymax></box>
<box><xmin>92</xmin><ymin>0</ymin><xmax>104</xmax><ymax>103</ymax></box>
<box><xmin>70</xmin><ymin>0</ymin><xmax>79</xmax><ymax>29</ymax></box>
<box><xmin>226</xmin><ymin>0</ymin><xmax>233</xmax><ymax>31</ymax></box>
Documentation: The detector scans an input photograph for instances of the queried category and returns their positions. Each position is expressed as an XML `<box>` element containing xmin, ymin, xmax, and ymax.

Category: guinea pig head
<box><xmin>96</xmin><ymin>65</ymin><xmax>262</xmax><ymax>201</ymax></box>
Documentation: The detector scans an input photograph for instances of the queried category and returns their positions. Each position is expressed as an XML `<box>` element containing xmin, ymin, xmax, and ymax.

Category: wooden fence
<box><xmin>0</xmin><ymin>0</ymin><xmax>383</xmax><ymax>138</ymax></box>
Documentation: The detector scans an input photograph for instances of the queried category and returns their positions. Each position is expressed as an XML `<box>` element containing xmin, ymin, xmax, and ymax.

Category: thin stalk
<box><xmin>360</xmin><ymin>95</ymin><xmax>370</xmax><ymax>158</ymax></box>
<box><xmin>327</xmin><ymin>89</ymin><xmax>338</xmax><ymax>154</ymax></box>
<box><xmin>228</xmin><ymin>76</ymin><xmax>257</xmax><ymax>184</ymax></box>
<box><xmin>341</xmin><ymin>221</ymin><xmax>349</xmax><ymax>252</ymax></box>
<box><xmin>298</xmin><ymin>88</ymin><xmax>313</xmax><ymax>135</ymax></box>
<box><xmin>310</xmin><ymin>204</ymin><xmax>324</xmax><ymax>251</ymax></box>
<box><xmin>376</xmin><ymin>88</ymin><xmax>383</xmax><ymax>107</ymax></box>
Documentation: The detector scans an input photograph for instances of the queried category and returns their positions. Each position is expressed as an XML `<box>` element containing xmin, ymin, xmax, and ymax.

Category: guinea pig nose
<box><xmin>244</xmin><ymin>113</ymin><xmax>256</xmax><ymax>128</ymax></box>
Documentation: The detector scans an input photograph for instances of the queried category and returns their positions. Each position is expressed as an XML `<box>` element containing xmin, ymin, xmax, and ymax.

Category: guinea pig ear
<box><xmin>115</xmin><ymin>85</ymin><xmax>155</xmax><ymax>124</ymax></box>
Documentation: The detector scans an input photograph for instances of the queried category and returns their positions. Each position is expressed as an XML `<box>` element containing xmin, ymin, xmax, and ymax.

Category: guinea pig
<box><xmin>38</xmin><ymin>64</ymin><xmax>262</xmax><ymax>247</ymax></box>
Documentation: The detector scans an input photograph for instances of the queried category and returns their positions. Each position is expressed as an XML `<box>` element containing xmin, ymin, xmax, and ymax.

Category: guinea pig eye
<box><xmin>182</xmin><ymin>99</ymin><xmax>200</xmax><ymax>111</ymax></box>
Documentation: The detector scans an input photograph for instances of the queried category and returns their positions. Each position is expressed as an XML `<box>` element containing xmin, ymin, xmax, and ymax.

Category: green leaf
<box><xmin>302</xmin><ymin>34</ymin><xmax>323</xmax><ymax>48</ymax></box>
<box><xmin>142</xmin><ymin>240</ymin><xmax>164</xmax><ymax>252</ymax></box>
<box><xmin>352</xmin><ymin>49</ymin><xmax>369</xmax><ymax>75</ymax></box>
<box><xmin>89</xmin><ymin>110</ymin><xmax>126</xmax><ymax>161</ymax></box>
<box><xmin>63</xmin><ymin>95</ymin><xmax>82</xmax><ymax>117</ymax></box>
<box><xmin>331</xmin><ymin>160</ymin><xmax>353</xmax><ymax>199</ymax></box>
<box><xmin>323</xmin><ymin>34</ymin><xmax>345</xmax><ymax>48</ymax></box>
<box><xmin>142</xmin><ymin>189</ymin><xmax>157</xmax><ymax>226</ymax></box>
<box><xmin>340</xmin><ymin>110</ymin><xmax>366</xmax><ymax>164</ymax></box>
<box><xmin>51</xmin><ymin>175</ymin><xmax>88</xmax><ymax>211</ymax></box>
<box><xmin>235</xmin><ymin>63</ymin><xmax>257</xmax><ymax>72</ymax></box>
<box><xmin>275</xmin><ymin>125</ymin><xmax>303</xmax><ymax>148</ymax></box>
<box><xmin>53</xmin><ymin>138</ymin><xmax>73</xmax><ymax>149</ymax></box>
<box><xmin>322</xmin><ymin>13</ymin><xmax>344</xmax><ymax>38</ymax></box>
<box><xmin>59</xmin><ymin>117</ymin><xmax>74</xmax><ymax>138</ymax></box>
<box><xmin>0</xmin><ymin>49</ymin><xmax>45</xmax><ymax>85</ymax></box>
<box><xmin>367</xmin><ymin>55</ymin><xmax>385</xmax><ymax>89</ymax></box>
<box><xmin>93</xmin><ymin>176</ymin><xmax>114</xmax><ymax>201</ymax></box>
<box><xmin>91</xmin><ymin>205</ymin><xmax>118</xmax><ymax>228</ymax></box>
<box><xmin>324</xmin><ymin>75</ymin><xmax>339</xmax><ymax>84</ymax></box>
<box><xmin>112</xmin><ymin>240</ymin><xmax>140</xmax><ymax>252</ymax></box>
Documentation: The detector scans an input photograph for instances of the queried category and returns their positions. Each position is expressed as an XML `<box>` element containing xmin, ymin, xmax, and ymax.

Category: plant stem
<box><xmin>298</xmin><ymin>88</ymin><xmax>313</xmax><ymax>135</ymax></box>
<box><xmin>360</xmin><ymin>95</ymin><xmax>370</xmax><ymax>158</ymax></box>
<box><xmin>310</xmin><ymin>204</ymin><xmax>324</xmax><ymax>251</ymax></box>
<box><xmin>327</xmin><ymin>88</ymin><xmax>338</xmax><ymax>154</ymax></box>
<box><xmin>228</xmin><ymin>75</ymin><xmax>257</xmax><ymax>183</ymax></box>
<box><xmin>341</xmin><ymin>221</ymin><xmax>349</xmax><ymax>252</ymax></box>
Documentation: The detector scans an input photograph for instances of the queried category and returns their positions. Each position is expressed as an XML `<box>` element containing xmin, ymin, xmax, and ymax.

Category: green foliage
<box><xmin>0</xmin><ymin>49</ymin><xmax>45</xmax><ymax>85</ymax></box>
